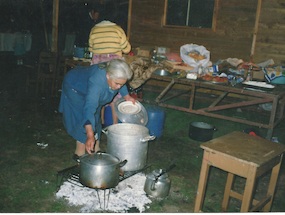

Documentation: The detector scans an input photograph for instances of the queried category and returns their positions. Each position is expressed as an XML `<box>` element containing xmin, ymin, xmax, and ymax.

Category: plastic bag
<box><xmin>180</xmin><ymin>44</ymin><xmax>210</xmax><ymax>69</ymax></box>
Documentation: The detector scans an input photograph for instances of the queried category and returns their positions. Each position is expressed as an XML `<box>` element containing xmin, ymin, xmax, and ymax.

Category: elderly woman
<box><xmin>59</xmin><ymin>59</ymin><xmax>135</xmax><ymax>161</ymax></box>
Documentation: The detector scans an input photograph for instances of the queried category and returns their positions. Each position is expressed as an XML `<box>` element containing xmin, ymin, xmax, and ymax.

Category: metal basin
<box><xmin>154</xmin><ymin>69</ymin><xmax>170</xmax><ymax>76</ymax></box>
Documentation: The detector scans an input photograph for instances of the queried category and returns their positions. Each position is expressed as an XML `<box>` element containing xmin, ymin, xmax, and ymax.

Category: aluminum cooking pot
<box><xmin>189</xmin><ymin>121</ymin><xmax>217</xmax><ymax>142</ymax></box>
<box><xmin>79</xmin><ymin>152</ymin><xmax>127</xmax><ymax>189</ymax></box>
<box><xmin>103</xmin><ymin>123</ymin><xmax>155</xmax><ymax>171</ymax></box>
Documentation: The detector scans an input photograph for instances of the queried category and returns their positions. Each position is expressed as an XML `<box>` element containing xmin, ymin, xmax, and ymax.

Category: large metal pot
<box><xmin>103</xmin><ymin>123</ymin><xmax>155</xmax><ymax>171</ymax></box>
<box><xmin>79</xmin><ymin>152</ymin><xmax>127</xmax><ymax>189</ymax></box>
<box><xmin>189</xmin><ymin>121</ymin><xmax>217</xmax><ymax>142</ymax></box>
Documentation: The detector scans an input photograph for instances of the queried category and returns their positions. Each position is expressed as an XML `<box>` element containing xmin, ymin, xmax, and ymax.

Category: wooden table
<box><xmin>148</xmin><ymin>74</ymin><xmax>285</xmax><ymax>139</ymax></box>
<box><xmin>194</xmin><ymin>131</ymin><xmax>285</xmax><ymax>212</ymax></box>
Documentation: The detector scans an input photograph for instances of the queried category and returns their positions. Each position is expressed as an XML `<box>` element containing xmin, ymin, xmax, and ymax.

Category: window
<box><xmin>165</xmin><ymin>0</ymin><xmax>217</xmax><ymax>29</ymax></box>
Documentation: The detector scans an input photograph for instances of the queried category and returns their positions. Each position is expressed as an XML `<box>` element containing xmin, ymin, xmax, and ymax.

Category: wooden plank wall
<box><xmin>254</xmin><ymin>0</ymin><xmax>285</xmax><ymax>64</ymax></box>
<box><xmin>129</xmin><ymin>0</ymin><xmax>285</xmax><ymax>65</ymax></box>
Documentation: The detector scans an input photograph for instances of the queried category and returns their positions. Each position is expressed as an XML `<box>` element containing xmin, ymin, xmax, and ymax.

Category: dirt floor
<box><xmin>0</xmin><ymin>53</ymin><xmax>285</xmax><ymax>213</ymax></box>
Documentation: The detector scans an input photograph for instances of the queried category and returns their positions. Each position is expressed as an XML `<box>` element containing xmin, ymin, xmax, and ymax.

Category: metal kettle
<box><xmin>144</xmin><ymin>164</ymin><xmax>175</xmax><ymax>198</ymax></box>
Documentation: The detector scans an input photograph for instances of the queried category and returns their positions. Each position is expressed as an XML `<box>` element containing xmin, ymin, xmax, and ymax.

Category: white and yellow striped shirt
<box><xmin>88</xmin><ymin>21</ymin><xmax>131</xmax><ymax>57</ymax></box>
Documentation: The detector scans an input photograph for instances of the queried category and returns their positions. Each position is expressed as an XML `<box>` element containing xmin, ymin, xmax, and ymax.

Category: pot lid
<box><xmin>115</xmin><ymin>98</ymin><xmax>148</xmax><ymax>126</ymax></box>
<box><xmin>191</xmin><ymin>121</ymin><xmax>213</xmax><ymax>129</ymax></box>
<box><xmin>80</xmin><ymin>152</ymin><xmax>120</xmax><ymax>166</ymax></box>
<box><xmin>117</xmin><ymin>101</ymin><xmax>142</xmax><ymax>114</ymax></box>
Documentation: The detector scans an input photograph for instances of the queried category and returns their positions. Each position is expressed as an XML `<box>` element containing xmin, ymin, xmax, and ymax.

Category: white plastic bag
<box><xmin>180</xmin><ymin>44</ymin><xmax>210</xmax><ymax>69</ymax></box>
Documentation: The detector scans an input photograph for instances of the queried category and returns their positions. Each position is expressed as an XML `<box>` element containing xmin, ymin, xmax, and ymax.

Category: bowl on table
<box><xmin>153</xmin><ymin>69</ymin><xmax>171</xmax><ymax>76</ymax></box>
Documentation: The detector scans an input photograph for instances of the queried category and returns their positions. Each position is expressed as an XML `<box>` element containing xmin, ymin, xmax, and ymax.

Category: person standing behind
<box><xmin>88</xmin><ymin>20</ymin><xmax>131</xmax><ymax>65</ymax></box>
<box><xmin>88</xmin><ymin>20</ymin><xmax>131</xmax><ymax>125</ymax></box>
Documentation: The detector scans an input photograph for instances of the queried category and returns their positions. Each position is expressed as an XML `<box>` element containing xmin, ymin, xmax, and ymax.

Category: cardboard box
<box><xmin>244</xmin><ymin>70</ymin><xmax>264</xmax><ymax>81</ymax></box>
<box><xmin>163</xmin><ymin>60</ymin><xmax>194</xmax><ymax>72</ymax></box>
<box><xmin>253</xmin><ymin>70</ymin><xmax>265</xmax><ymax>80</ymax></box>
<box><xmin>135</xmin><ymin>46</ymin><xmax>153</xmax><ymax>58</ymax></box>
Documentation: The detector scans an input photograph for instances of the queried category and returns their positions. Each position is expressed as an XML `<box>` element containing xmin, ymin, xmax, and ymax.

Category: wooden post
<box><xmin>127</xmin><ymin>0</ymin><xmax>132</xmax><ymax>41</ymax></box>
<box><xmin>250</xmin><ymin>0</ymin><xmax>262</xmax><ymax>62</ymax></box>
<box><xmin>40</xmin><ymin>1</ymin><xmax>49</xmax><ymax>50</ymax></box>
<box><xmin>51</xmin><ymin>0</ymin><xmax>59</xmax><ymax>53</ymax></box>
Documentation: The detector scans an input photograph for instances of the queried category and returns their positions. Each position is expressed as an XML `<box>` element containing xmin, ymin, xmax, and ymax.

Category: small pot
<box><xmin>79</xmin><ymin>152</ymin><xmax>127</xmax><ymax>189</ymax></box>
<box><xmin>189</xmin><ymin>121</ymin><xmax>217</xmax><ymax>142</ymax></box>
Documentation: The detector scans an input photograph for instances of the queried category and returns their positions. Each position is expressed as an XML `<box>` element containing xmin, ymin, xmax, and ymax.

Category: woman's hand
<box><xmin>85</xmin><ymin>124</ymin><xmax>95</xmax><ymax>154</ymax></box>
<box><xmin>124</xmin><ymin>94</ymin><xmax>136</xmax><ymax>104</ymax></box>
<box><xmin>85</xmin><ymin>135</ymin><xmax>95</xmax><ymax>154</ymax></box>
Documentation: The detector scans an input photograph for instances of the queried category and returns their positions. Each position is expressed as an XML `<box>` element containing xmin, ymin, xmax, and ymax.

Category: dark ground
<box><xmin>0</xmin><ymin>53</ymin><xmax>285</xmax><ymax>213</ymax></box>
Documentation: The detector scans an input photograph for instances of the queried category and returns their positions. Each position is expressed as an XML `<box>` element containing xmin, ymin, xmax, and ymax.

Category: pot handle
<box><xmin>119</xmin><ymin>159</ymin><xmax>128</xmax><ymax>167</ymax></box>
<box><xmin>101</xmin><ymin>127</ymin><xmax>108</xmax><ymax>135</ymax></box>
<box><xmin>140</xmin><ymin>135</ymin><xmax>156</xmax><ymax>142</ymax></box>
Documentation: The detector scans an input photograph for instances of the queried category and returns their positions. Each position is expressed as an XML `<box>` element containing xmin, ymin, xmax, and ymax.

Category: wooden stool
<box><xmin>194</xmin><ymin>131</ymin><xmax>285</xmax><ymax>212</ymax></box>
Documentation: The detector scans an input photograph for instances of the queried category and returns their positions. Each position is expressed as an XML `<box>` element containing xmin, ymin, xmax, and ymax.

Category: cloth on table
<box><xmin>128</xmin><ymin>58</ymin><xmax>161</xmax><ymax>89</ymax></box>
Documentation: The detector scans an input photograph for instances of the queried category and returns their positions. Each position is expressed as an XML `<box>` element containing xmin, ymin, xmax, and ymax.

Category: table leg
<box><xmin>189</xmin><ymin>83</ymin><xmax>195</xmax><ymax>111</ymax></box>
<box><xmin>222</xmin><ymin>172</ymin><xmax>234</xmax><ymax>211</ymax></box>
<box><xmin>155</xmin><ymin>78</ymin><xmax>175</xmax><ymax>103</ymax></box>
<box><xmin>263</xmin><ymin>154</ymin><xmax>283</xmax><ymax>212</ymax></box>
<box><xmin>194</xmin><ymin>151</ymin><xmax>211</xmax><ymax>212</ymax></box>
<box><xmin>266</xmin><ymin>97</ymin><xmax>278</xmax><ymax>140</ymax></box>
<box><xmin>240</xmin><ymin>165</ymin><xmax>257</xmax><ymax>212</ymax></box>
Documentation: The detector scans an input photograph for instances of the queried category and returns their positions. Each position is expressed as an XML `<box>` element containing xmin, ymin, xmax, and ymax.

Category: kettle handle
<box><xmin>150</xmin><ymin>179</ymin><xmax>156</xmax><ymax>191</ymax></box>
<box><xmin>154</xmin><ymin>163</ymin><xmax>176</xmax><ymax>182</ymax></box>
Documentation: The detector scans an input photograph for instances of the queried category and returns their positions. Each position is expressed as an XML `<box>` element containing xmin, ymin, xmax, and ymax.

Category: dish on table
<box><xmin>153</xmin><ymin>69</ymin><xmax>171</xmax><ymax>76</ymax></box>
<box><xmin>242</xmin><ymin>81</ymin><xmax>275</xmax><ymax>89</ymax></box>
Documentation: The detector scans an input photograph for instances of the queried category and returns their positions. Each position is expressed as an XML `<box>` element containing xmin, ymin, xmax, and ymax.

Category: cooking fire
<box><xmin>56</xmin><ymin>173</ymin><xmax>152</xmax><ymax>212</ymax></box>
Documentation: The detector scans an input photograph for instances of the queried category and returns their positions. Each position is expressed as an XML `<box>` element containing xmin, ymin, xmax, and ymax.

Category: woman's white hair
<box><xmin>106</xmin><ymin>59</ymin><xmax>133</xmax><ymax>80</ymax></box>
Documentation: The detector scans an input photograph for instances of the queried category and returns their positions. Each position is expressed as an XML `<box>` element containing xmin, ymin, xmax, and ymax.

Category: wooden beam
<box><xmin>51</xmin><ymin>0</ymin><xmax>59</xmax><ymax>52</ymax></box>
<box><xmin>127</xmin><ymin>0</ymin><xmax>132</xmax><ymax>40</ymax></box>
<box><xmin>250</xmin><ymin>0</ymin><xmax>262</xmax><ymax>62</ymax></box>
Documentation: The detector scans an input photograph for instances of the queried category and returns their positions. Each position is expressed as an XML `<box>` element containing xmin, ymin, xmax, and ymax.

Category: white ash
<box><xmin>56</xmin><ymin>173</ymin><xmax>152</xmax><ymax>213</ymax></box>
